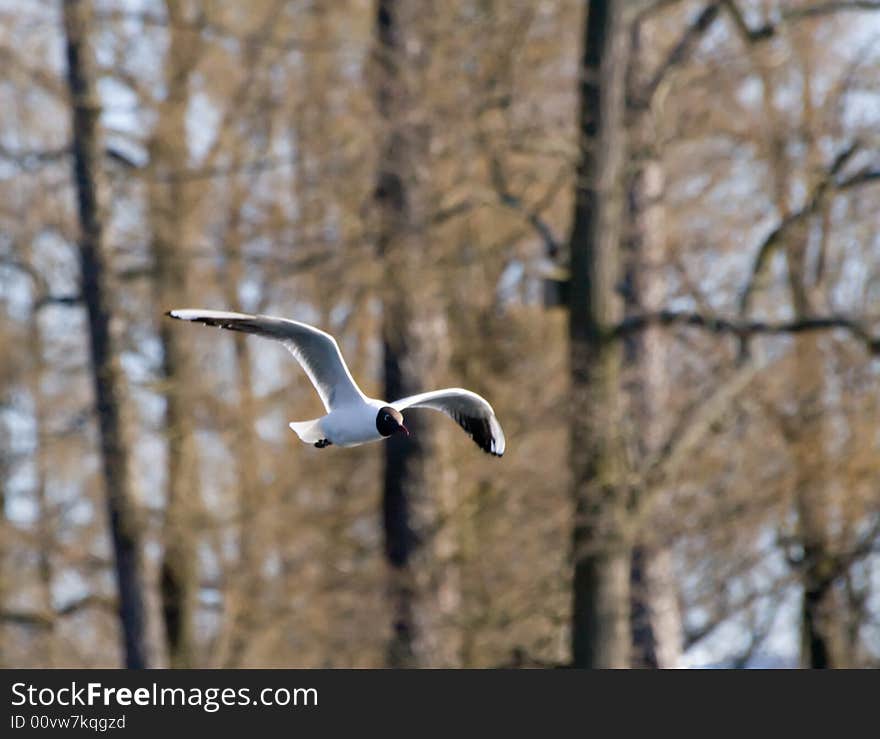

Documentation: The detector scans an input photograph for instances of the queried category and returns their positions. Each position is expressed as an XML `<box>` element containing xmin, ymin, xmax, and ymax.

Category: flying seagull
<box><xmin>166</xmin><ymin>309</ymin><xmax>505</xmax><ymax>456</ymax></box>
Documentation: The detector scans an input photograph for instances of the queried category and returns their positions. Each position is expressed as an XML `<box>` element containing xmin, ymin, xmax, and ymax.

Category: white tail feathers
<box><xmin>288</xmin><ymin>419</ymin><xmax>325</xmax><ymax>444</ymax></box>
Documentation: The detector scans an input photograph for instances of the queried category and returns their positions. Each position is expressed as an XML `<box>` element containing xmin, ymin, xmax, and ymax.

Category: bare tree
<box><xmin>62</xmin><ymin>0</ymin><xmax>150</xmax><ymax>668</ymax></box>
<box><xmin>146</xmin><ymin>0</ymin><xmax>206</xmax><ymax>669</ymax></box>
<box><xmin>373</xmin><ymin>0</ymin><xmax>455</xmax><ymax>667</ymax></box>
<box><xmin>567</xmin><ymin>0</ymin><xmax>633</xmax><ymax>668</ymax></box>
<box><xmin>1</xmin><ymin>0</ymin><xmax>877</xmax><ymax>671</ymax></box>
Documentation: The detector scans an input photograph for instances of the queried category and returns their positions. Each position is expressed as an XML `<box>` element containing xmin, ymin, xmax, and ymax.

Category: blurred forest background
<box><xmin>1</xmin><ymin>0</ymin><xmax>879</xmax><ymax>669</ymax></box>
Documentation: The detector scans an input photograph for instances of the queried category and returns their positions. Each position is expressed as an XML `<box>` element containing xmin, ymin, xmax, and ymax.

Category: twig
<box><xmin>614</xmin><ymin>310</ymin><xmax>880</xmax><ymax>354</ymax></box>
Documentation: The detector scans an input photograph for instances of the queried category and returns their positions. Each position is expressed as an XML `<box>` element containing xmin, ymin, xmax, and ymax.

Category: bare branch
<box><xmin>0</xmin><ymin>595</ymin><xmax>114</xmax><ymax>630</ymax></box>
<box><xmin>34</xmin><ymin>294</ymin><xmax>82</xmax><ymax>310</ymax></box>
<box><xmin>723</xmin><ymin>0</ymin><xmax>880</xmax><ymax>43</ymax></box>
<box><xmin>0</xmin><ymin>142</ymin><xmax>145</xmax><ymax>173</ymax></box>
<box><xmin>0</xmin><ymin>143</ymin><xmax>70</xmax><ymax>171</ymax></box>
<box><xmin>0</xmin><ymin>45</ymin><xmax>68</xmax><ymax>99</ymax></box>
<box><xmin>637</xmin><ymin>3</ymin><xmax>722</xmax><ymax>108</ymax></box>
<box><xmin>615</xmin><ymin>310</ymin><xmax>880</xmax><ymax>353</ymax></box>
<box><xmin>738</xmin><ymin>143</ymin><xmax>862</xmax><ymax>318</ymax></box>
<box><xmin>0</xmin><ymin>610</ymin><xmax>54</xmax><ymax>629</ymax></box>
<box><xmin>684</xmin><ymin>571</ymin><xmax>799</xmax><ymax>650</ymax></box>
<box><xmin>93</xmin><ymin>8</ymin><xmax>332</xmax><ymax>54</ymax></box>
<box><xmin>780</xmin><ymin>1</ymin><xmax>880</xmax><ymax>23</ymax></box>
<box><xmin>838</xmin><ymin>168</ymin><xmax>880</xmax><ymax>190</ymax></box>
<box><xmin>430</xmin><ymin>199</ymin><xmax>477</xmax><ymax>225</ymax></box>
<box><xmin>150</xmin><ymin>156</ymin><xmax>292</xmax><ymax>183</ymax></box>
<box><xmin>483</xmin><ymin>148</ymin><xmax>564</xmax><ymax>259</ymax></box>
<box><xmin>645</xmin><ymin>362</ymin><xmax>762</xmax><ymax>485</ymax></box>
<box><xmin>720</xmin><ymin>0</ymin><xmax>771</xmax><ymax>42</ymax></box>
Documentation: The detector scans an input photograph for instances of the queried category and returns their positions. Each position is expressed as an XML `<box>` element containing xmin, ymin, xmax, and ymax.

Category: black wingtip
<box><xmin>164</xmin><ymin>310</ymin><xmax>176</xmax><ymax>318</ymax></box>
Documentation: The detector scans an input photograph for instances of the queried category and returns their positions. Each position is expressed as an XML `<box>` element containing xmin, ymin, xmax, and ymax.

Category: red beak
<box><xmin>399</xmin><ymin>423</ymin><xmax>410</xmax><ymax>436</ymax></box>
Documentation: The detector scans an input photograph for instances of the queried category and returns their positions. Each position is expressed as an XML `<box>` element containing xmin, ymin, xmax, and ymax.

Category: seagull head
<box><xmin>376</xmin><ymin>406</ymin><xmax>409</xmax><ymax>438</ymax></box>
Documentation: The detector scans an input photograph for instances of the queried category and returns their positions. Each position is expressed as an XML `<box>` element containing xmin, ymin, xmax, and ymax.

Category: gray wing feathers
<box><xmin>392</xmin><ymin>388</ymin><xmax>505</xmax><ymax>456</ymax></box>
<box><xmin>167</xmin><ymin>309</ymin><xmax>364</xmax><ymax>411</ymax></box>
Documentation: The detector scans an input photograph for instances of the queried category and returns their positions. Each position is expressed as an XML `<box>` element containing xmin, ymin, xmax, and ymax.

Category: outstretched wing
<box><xmin>167</xmin><ymin>309</ymin><xmax>365</xmax><ymax>411</ymax></box>
<box><xmin>391</xmin><ymin>388</ymin><xmax>505</xmax><ymax>457</ymax></box>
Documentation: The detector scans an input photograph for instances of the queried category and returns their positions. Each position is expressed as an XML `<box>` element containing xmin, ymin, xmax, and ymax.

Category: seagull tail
<box><xmin>288</xmin><ymin>419</ymin><xmax>326</xmax><ymax>444</ymax></box>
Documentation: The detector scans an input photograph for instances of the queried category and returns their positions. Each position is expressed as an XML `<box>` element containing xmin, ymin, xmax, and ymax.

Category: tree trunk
<box><xmin>62</xmin><ymin>0</ymin><xmax>150</xmax><ymax>669</ymax></box>
<box><xmin>219</xmin><ymin>183</ymin><xmax>264</xmax><ymax>668</ymax></box>
<box><xmin>149</xmin><ymin>0</ymin><xmax>202</xmax><ymax>669</ymax></box>
<box><xmin>28</xmin><ymin>307</ymin><xmax>57</xmax><ymax>666</ymax></box>
<box><xmin>763</xmin><ymin>46</ymin><xmax>847</xmax><ymax>668</ymax></box>
<box><xmin>624</xmin><ymin>24</ymin><xmax>682</xmax><ymax>670</ymax></box>
<box><xmin>790</xmin><ymin>55</ymin><xmax>848</xmax><ymax>670</ymax></box>
<box><xmin>790</xmin><ymin>327</ymin><xmax>844</xmax><ymax>668</ymax></box>
<box><xmin>568</xmin><ymin>0</ymin><xmax>633</xmax><ymax>669</ymax></box>
<box><xmin>373</xmin><ymin>0</ymin><xmax>454</xmax><ymax>668</ymax></box>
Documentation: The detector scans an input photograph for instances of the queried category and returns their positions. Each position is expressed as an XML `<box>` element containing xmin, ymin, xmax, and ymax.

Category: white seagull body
<box><xmin>167</xmin><ymin>309</ymin><xmax>505</xmax><ymax>456</ymax></box>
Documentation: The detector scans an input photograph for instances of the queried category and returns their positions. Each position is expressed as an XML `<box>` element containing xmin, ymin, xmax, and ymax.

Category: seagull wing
<box><xmin>167</xmin><ymin>309</ymin><xmax>365</xmax><ymax>411</ymax></box>
<box><xmin>391</xmin><ymin>388</ymin><xmax>505</xmax><ymax>457</ymax></box>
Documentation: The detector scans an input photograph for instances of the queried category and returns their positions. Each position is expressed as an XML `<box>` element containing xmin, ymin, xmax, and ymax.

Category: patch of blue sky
<box><xmin>186</xmin><ymin>86</ymin><xmax>222</xmax><ymax>165</ymax></box>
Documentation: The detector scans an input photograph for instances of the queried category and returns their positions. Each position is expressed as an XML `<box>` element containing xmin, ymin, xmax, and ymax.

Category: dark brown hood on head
<box><xmin>376</xmin><ymin>406</ymin><xmax>407</xmax><ymax>437</ymax></box>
